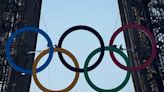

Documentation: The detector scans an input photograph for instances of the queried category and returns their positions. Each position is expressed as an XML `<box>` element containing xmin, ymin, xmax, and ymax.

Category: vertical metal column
<box><xmin>118</xmin><ymin>0</ymin><xmax>164</xmax><ymax>92</ymax></box>
<box><xmin>0</xmin><ymin>0</ymin><xmax>42</xmax><ymax>92</ymax></box>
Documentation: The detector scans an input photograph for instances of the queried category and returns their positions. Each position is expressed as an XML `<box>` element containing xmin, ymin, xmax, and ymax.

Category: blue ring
<box><xmin>5</xmin><ymin>27</ymin><xmax>54</xmax><ymax>74</ymax></box>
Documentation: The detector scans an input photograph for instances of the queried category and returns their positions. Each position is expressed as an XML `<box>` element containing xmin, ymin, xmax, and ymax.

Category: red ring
<box><xmin>109</xmin><ymin>23</ymin><xmax>157</xmax><ymax>71</ymax></box>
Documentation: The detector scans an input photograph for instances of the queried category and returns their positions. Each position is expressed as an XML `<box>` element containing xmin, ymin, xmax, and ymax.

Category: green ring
<box><xmin>84</xmin><ymin>46</ymin><xmax>131</xmax><ymax>92</ymax></box>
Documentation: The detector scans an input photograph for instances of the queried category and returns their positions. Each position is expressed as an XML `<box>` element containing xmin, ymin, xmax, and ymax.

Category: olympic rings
<box><xmin>32</xmin><ymin>47</ymin><xmax>79</xmax><ymax>92</ymax></box>
<box><xmin>84</xmin><ymin>46</ymin><xmax>131</xmax><ymax>92</ymax></box>
<box><xmin>58</xmin><ymin>25</ymin><xmax>105</xmax><ymax>72</ymax></box>
<box><xmin>3</xmin><ymin>24</ymin><xmax>157</xmax><ymax>91</ymax></box>
<box><xmin>109</xmin><ymin>23</ymin><xmax>157</xmax><ymax>71</ymax></box>
<box><xmin>5</xmin><ymin>26</ymin><xmax>54</xmax><ymax>74</ymax></box>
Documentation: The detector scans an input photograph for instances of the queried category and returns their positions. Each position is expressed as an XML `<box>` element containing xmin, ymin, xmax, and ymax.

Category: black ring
<box><xmin>58</xmin><ymin>25</ymin><xmax>105</xmax><ymax>72</ymax></box>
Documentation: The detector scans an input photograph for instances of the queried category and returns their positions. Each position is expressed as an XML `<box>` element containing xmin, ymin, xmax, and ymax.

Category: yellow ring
<box><xmin>32</xmin><ymin>48</ymin><xmax>79</xmax><ymax>92</ymax></box>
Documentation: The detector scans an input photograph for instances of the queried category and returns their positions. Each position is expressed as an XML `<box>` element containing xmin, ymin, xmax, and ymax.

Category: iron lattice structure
<box><xmin>118</xmin><ymin>0</ymin><xmax>164</xmax><ymax>92</ymax></box>
<box><xmin>0</xmin><ymin>0</ymin><xmax>42</xmax><ymax>92</ymax></box>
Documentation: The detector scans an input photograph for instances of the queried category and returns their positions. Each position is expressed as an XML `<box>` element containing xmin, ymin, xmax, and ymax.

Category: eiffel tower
<box><xmin>0</xmin><ymin>0</ymin><xmax>42</xmax><ymax>92</ymax></box>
